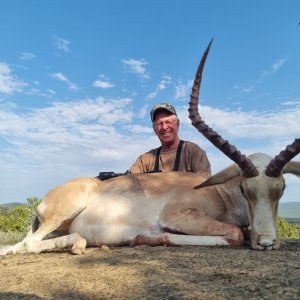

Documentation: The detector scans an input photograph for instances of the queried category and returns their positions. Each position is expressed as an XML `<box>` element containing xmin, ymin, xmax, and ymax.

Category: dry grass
<box><xmin>0</xmin><ymin>231</ymin><xmax>25</xmax><ymax>245</ymax></box>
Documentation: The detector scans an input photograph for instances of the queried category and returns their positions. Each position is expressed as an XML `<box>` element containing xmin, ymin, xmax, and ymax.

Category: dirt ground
<box><xmin>0</xmin><ymin>240</ymin><xmax>299</xmax><ymax>300</ymax></box>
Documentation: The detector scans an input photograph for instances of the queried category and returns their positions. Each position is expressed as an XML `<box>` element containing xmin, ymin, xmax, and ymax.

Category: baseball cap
<box><xmin>150</xmin><ymin>103</ymin><xmax>177</xmax><ymax>122</ymax></box>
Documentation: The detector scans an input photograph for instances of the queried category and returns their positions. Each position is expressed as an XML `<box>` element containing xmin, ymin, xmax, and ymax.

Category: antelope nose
<box><xmin>258</xmin><ymin>237</ymin><xmax>275</xmax><ymax>248</ymax></box>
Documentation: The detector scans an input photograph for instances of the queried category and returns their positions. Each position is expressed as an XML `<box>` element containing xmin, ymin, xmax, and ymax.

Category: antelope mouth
<box><xmin>256</xmin><ymin>242</ymin><xmax>275</xmax><ymax>251</ymax></box>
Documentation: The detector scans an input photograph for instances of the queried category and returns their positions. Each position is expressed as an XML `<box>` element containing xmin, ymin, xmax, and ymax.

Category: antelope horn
<box><xmin>265</xmin><ymin>138</ymin><xmax>300</xmax><ymax>177</ymax></box>
<box><xmin>188</xmin><ymin>39</ymin><xmax>259</xmax><ymax>178</ymax></box>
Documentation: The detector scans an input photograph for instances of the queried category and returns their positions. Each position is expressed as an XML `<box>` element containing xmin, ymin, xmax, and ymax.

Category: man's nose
<box><xmin>161</xmin><ymin>122</ymin><xmax>171</xmax><ymax>130</ymax></box>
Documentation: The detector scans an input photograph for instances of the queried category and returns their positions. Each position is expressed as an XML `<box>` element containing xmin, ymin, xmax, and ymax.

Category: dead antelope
<box><xmin>1</xmin><ymin>41</ymin><xmax>299</xmax><ymax>256</ymax></box>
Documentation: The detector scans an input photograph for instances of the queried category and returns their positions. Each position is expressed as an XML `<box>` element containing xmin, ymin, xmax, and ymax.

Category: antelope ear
<box><xmin>194</xmin><ymin>164</ymin><xmax>241</xmax><ymax>189</ymax></box>
<box><xmin>283</xmin><ymin>161</ymin><xmax>300</xmax><ymax>176</ymax></box>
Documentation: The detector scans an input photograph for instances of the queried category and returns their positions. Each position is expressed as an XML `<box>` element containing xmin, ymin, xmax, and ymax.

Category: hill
<box><xmin>0</xmin><ymin>203</ymin><xmax>21</xmax><ymax>210</ymax></box>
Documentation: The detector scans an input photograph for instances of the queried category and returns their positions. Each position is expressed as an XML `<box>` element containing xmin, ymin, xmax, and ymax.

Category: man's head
<box><xmin>150</xmin><ymin>103</ymin><xmax>177</xmax><ymax>122</ymax></box>
<box><xmin>150</xmin><ymin>103</ymin><xmax>180</xmax><ymax>148</ymax></box>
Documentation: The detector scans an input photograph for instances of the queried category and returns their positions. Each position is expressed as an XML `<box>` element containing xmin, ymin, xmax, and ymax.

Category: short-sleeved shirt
<box><xmin>129</xmin><ymin>141</ymin><xmax>211</xmax><ymax>177</ymax></box>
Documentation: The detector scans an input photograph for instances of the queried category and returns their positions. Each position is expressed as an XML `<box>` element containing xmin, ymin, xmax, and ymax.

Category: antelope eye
<box><xmin>279</xmin><ymin>183</ymin><xmax>286</xmax><ymax>198</ymax></box>
<box><xmin>240</xmin><ymin>185</ymin><xmax>247</xmax><ymax>199</ymax></box>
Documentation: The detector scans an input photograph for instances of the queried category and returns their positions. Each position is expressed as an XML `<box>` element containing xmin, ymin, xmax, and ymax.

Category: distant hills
<box><xmin>0</xmin><ymin>202</ymin><xmax>21</xmax><ymax>210</ymax></box>
<box><xmin>1</xmin><ymin>201</ymin><xmax>299</xmax><ymax>219</ymax></box>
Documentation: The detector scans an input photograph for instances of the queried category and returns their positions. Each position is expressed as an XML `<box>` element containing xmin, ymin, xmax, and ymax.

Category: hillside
<box><xmin>0</xmin><ymin>203</ymin><xmax>21</xmax><ymax>210</ymax></box>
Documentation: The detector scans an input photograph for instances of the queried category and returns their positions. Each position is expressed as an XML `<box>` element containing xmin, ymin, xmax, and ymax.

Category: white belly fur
<box><xmin>69</xmin><ymin>191</ymin><xmax>168</xmax><ymax>246</ymax></box>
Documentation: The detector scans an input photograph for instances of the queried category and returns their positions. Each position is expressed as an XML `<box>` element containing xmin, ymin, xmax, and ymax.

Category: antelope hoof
<box><xmin>71</xmin><ymin>248</ymin><xmax>85</xmax><ymax>255</ymax></box>
<box><xmin>71</xmin><ymin>237</ymin><xmax>87</xmax><ymax>255</ymax></box>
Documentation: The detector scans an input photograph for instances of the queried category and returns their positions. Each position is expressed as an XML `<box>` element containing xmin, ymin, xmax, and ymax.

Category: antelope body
<box><xmin>1</xmin><ymin>41</ymin><xmax>299</xmax><ymax>255</ymax></box>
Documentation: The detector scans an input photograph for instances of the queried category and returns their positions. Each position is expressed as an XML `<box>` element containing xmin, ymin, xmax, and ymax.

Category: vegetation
<box><xmin>0</xmin><ymin>231</ymin><xmax>26</xmax><ymax>245</ymax></box>
<box><xmin>277</xmin><ymin>216</ymin><xmax>300</xmax><ymax>239</ymax></box>
<box><xmin>0</xmin><ymin>199</ymin><xmax>299</xmax><ymax>245</ymax></box>
<box><xmin>0</xmin><ymin>197</ymin><xmax>41</xmax><ymax>244</ymax></box>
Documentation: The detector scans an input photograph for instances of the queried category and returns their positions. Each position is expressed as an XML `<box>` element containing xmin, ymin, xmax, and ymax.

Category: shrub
<box><xmin>277</xmin><ymin>216</ymin><xmax>300</xmax><ymax>239</ymax></box>
<box><xmin>0</xmin><ymin>197</ymin><xmax>41</xmax><ymax>233</ymax></box>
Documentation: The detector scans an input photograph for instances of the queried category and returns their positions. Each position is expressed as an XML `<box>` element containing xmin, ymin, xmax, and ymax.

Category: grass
<box><xmin>0</xmin><ymin>231</ymin><xmax>26</xmax><ymax>245</ymax></box>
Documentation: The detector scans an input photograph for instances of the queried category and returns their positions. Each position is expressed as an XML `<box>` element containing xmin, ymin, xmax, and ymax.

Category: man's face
<box><xmin>153</xmin><ymin>112</ymin><xmax>180</xmax><ymax>146</ymax></box>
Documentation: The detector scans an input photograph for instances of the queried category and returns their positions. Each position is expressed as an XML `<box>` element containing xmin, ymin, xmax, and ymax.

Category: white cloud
<box><xmin>178</xmin><ymin>104</ymin><xmax>300</xmax><ymax>140</ymax></box>
<box><xmin>0</xmin><ymin>97</ymin><xmax>136</xmax><ymax>189</ymax></box>
<box><xmin>0</xmin><ymin>97</ymin><xmax>139</xmax><ymax>195</ymax></box>
<box><xmin>174</xmin><ymin>80</ymin><xmax>193</xmax><ymax>99</ymax></box>
<box><xmin>280</xmin><ymin>99</ymin><xmax>300</xmax><ymax>106</ymax></box>
<box><xmin>124</xmin><ymin>124</ymin><xmax>153</xmax><ymax>134</ymax></box>
<box><xmin>50</xmin><ymin>72</ymin><xmax>79</xmax><ymax>90</ymax></box>
<box><xmin>260</xmin><ymin>57</ymin><xmax>288</xmax><ymax>81</ymax></box>
<box><xmin>0</xmin><ymin>62</ymin><xmax>27</xmax><ymax>94</ymax></box>
<box><xmin>272</xmin><ymin>58</ymin><xmax>287</xmax><ymax>72</ymax></box>
<box><xmin>146</xmin><ymin>75</ymin><xmax>172</xmax><ymax>100</ymax></box>
<box><xmin>18</xmin><ymin>52</ymin><xmax>36</xmax><ymax>61</ymax></box>
<box><xmin>135</xmin><ymin>104</ymin><xmax>148</xmax><ymax>119</ymax></box>
<box><xmin>93</xmin><ymin>79</ymin><xmax>115</xmax><ymax>88</ymax></box>
<box><xmin>0</xmin><ymin>97</ymin><xmax>134</xmax><ymax>138</ymax></box>
<box><xmin>53</xmin><ymin>35</ymin><xmax>70</xmax><ymax>53</ymax></box>
<box><xmin>122</xmin><ymin>58</ymin><xmax>149</xmax><ymax>79</ymax></box>
<box><xmin>233</xmin><ymin>84</ymin><xmax>254</xmax><ymax>93</ymax></box>
<box><xmin>233</xmin><ymin>57</ymin><xmax>288</xmax><ymax>93</ymax></box>
<box><xmin>47</xmin><ymin>89</ymin><xmax>56</xmax><ymax>96</ymax></box>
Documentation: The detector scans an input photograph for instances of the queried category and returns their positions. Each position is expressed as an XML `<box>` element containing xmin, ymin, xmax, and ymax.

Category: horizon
<box><xmin>0</xmin><ymin>1</ymin><xmax>299</xmax><ymax>204</ymax></box>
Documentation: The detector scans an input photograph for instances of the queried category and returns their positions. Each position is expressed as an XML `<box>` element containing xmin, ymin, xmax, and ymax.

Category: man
<box><xmin>129</xmin><ymin>103</ymin><xmax>211</xmax><ymax>177</ymax></box>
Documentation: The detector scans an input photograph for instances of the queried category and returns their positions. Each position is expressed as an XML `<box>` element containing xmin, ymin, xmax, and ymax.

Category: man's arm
<box><xmin>191</xmin><ymin>149</ymin><xmax>211</xmax><ymax>176</ymax></box>
<box><xmin>185</xmin><ymin>141</ymin><xmax>211</xmax><ymax>176</ymax></box>
<box><xmin>129</xmin><ymin>156</ymin><xmax>145</xmax><ymax>173</ymax></box>
<box><xmin>129</xmin><ymin>150</ymin><xmax>156</xmax><ymax>173</ymax></box>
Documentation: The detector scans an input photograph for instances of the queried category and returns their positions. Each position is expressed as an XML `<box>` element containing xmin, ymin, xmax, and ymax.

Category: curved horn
<box><xmin>265</xmin><ymin>138</ymin><xmax>300</xmax><ymax>177</ymax></box>
<box><xmin>188</xmin><ymin>39</ymin><xmax>259</xmax><ymax>178</ymax></box>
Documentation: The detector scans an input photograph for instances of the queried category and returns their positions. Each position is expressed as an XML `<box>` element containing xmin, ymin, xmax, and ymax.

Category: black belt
<box><xmin>154</xmin><ymin>140</ymin><xmax>184</xmax><ymax>172</ymax></box>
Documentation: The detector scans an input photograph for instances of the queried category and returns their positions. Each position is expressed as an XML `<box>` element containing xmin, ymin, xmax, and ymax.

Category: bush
<box><xmin>0</xmin><ymin>197</ymin><xmax>41</xmax><ymax>233</ymax></box>
<box><xmin>277</xmin><ymin>216</ymin><xmax>300</xmax><ymax>239</ymax></box>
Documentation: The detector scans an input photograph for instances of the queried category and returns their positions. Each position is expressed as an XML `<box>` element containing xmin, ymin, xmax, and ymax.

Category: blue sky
<box><xmin>0</xmin><ymin>0</ymin><xmax>299</xmax><ymax>204</ymax></box>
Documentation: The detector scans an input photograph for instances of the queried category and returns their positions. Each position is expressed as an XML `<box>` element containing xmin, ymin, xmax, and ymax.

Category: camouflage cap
<box><xmin>150</xmin><ymin>103</ymin><xmax>177</xmax><ymax>122</ymax></box>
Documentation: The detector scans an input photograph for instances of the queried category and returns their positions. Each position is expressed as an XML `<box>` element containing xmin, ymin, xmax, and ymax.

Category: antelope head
<box><xmin>189</xmin><ymin>40</ymin><xmax>300</xmax><ymax>250</ymax></box>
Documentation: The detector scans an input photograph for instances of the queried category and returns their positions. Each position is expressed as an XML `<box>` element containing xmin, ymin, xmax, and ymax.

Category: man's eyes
<box><xmin>156</xmin><ymin>121</ymin><xmax>172</xmax><ymax>126</ymax></box>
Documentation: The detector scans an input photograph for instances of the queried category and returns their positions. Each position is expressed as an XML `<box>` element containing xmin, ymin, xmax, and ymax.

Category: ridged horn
<box><xmin>265</xmin><ymin>138</ymin><xmax>300</xmax><ymax>177</ymax></box>
<box><xmin>188</xmin><ymin>39</ymin><xmax>259</xmax><ymax>178</ymax></box>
